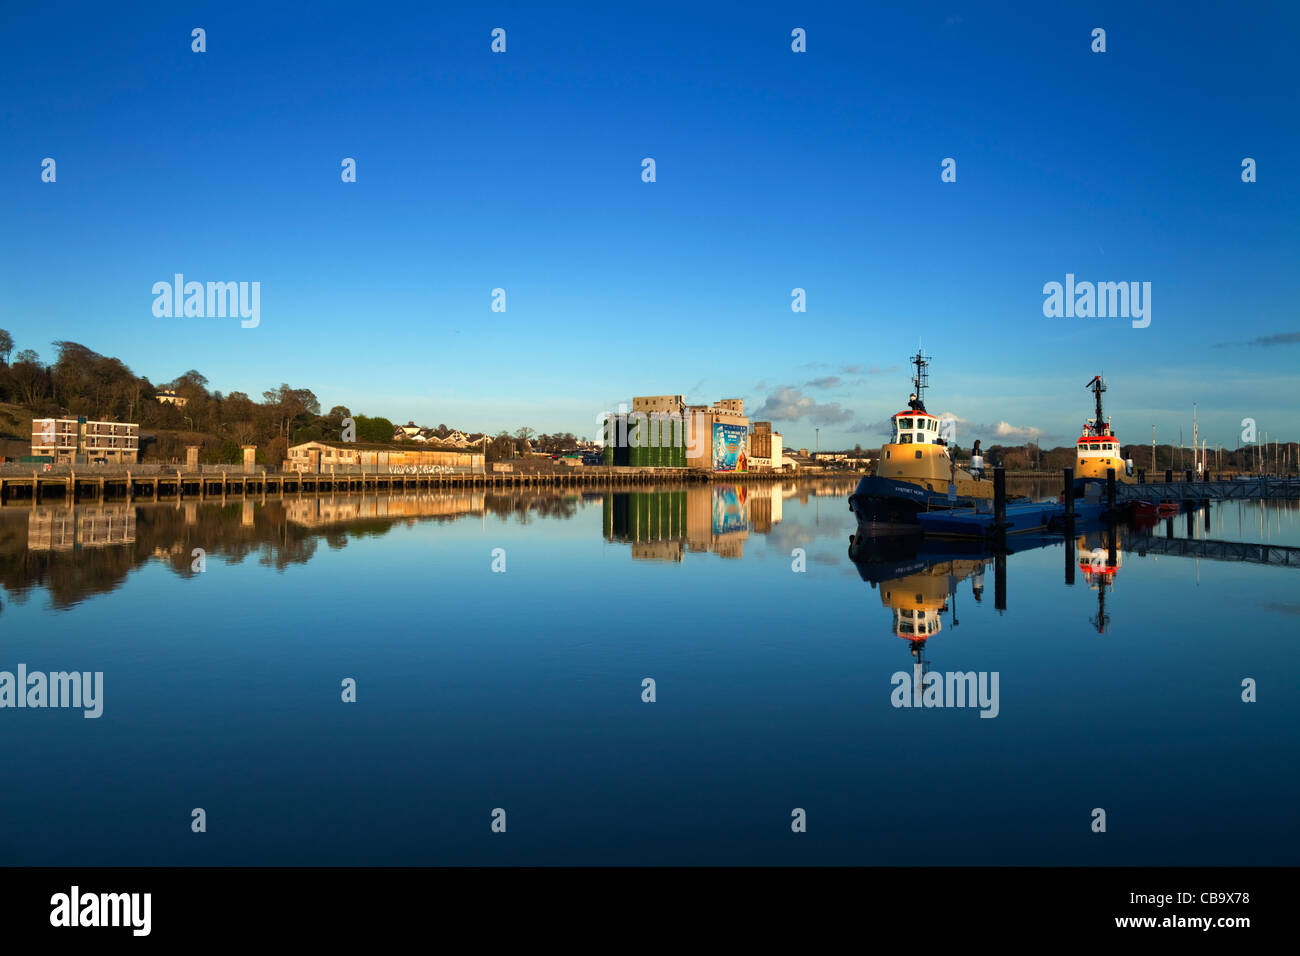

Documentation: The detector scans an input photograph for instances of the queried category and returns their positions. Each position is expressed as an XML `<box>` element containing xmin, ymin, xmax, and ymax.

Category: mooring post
<box><xmin>1137</xmin><ymin>469</ymin><xmax>1145</xmax><ymax>484</ymax></box>
<box><xmin>994</xmin><ymin>466</ymin><xmax>1006</xmax><ymax>527</ymax></box>
<box><xmin>1165</xmin><ymin>469</ymin><xmax>1173</xmax><ymax>484</ymax></box>
<box><xmin>1063</xmin><ymin>467</ymin><xmax>1074</xmax><ymax>517</ymax></box>
<box><xmin>1106</xmin><ymin>468</ymin><xmax>1116</xmax><ymax>513</ymax></box>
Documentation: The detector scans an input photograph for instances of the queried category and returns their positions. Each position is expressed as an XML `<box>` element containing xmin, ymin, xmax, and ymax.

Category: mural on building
<box><xmin>712</xmin><ymin>423</ymin><xmax>747</xmax><ymax>472</ymax></box>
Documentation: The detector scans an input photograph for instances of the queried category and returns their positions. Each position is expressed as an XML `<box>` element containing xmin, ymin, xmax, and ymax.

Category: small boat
<box><xmin>1132</xmin><ymin>500</ymin><xmax>1180</xmax><ymax>522</ymax></box>
<box><xmin>849</xmin><ymin>351</ymin><xmax>997</xmax><ymax>536</ymax></box>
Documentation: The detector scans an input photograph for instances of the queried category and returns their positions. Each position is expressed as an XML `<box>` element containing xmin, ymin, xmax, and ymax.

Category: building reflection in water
<box><xmin>603</xmin><ymin>484</ymin><xmax>802</xmax><ymax>560</ymax></box>
<box><xmin>27</xmin><ymin>505</ymin><xmax>137</xmax><ymax>551</ymax></box>
<box><xmin>281</xmin><ymin>492</ymin><xmax>485</xmax><ymax>528</ymax></box>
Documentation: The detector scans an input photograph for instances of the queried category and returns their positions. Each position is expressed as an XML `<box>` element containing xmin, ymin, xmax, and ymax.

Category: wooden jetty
<box><xmin>0</xmin><ymin>463</ymin><xmax>812</xmax><ymax>504</ymax></box>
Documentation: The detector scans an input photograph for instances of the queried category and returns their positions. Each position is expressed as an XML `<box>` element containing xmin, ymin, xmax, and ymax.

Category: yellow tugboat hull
<box><xmin>876</xmin><ymin>442</ymin><xmax>995</xmax><ymax>498</ymax></box>
<box><xmin>1075</xmin><ymin>454</ymin><xmax>1134</xmax><ymax>482</ymax></box>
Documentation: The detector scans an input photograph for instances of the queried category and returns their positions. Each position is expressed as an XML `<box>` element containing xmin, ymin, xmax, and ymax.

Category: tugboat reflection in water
<box><xmin>849</xmin><ymin>520</ymin><xmax>1127</xmax><ymax>665</ymax></box>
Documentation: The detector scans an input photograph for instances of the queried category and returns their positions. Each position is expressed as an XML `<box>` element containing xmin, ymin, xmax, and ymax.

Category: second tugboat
<box><xmin>849</xmin><ymin>351</ymin><xmax>995</xmax><ymax>535</ymax></box>
<box><xmin>1074</xmin><ymin>375</ymin><xmax>1133</xmax><ymax>483</ymax></box>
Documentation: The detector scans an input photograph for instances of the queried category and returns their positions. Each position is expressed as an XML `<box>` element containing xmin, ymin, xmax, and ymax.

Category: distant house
<box><xmin>395</xmin><ymin>421</ymin><xmax>422</xmax><ymax>440</ymax></box>
<box><xmin>155</xmin><ymin>389</ymin><xmax>188</xmax><ymax>407</ymax></box>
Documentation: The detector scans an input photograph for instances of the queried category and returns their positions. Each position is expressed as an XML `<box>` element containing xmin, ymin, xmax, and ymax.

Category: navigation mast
<box><xmin>909</xmin><ymin>350</ymin><xmax>930</xmax><ymax>413</ymax></box>
<box><xmin>1085</xmin><ymin>375</ymin><xmax>1108</xmax><ymax>435</ymax></box>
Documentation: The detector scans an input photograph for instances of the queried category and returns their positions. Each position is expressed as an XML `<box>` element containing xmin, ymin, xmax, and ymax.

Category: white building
<box><xmin>32</xmin><ymin>418</ymin><xmax>139</xmax><ymax>463</ymax></box>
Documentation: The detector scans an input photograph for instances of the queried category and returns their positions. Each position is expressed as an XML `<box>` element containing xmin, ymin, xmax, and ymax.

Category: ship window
<box><xmin>885</xmin><ymin>451</ymin><xmax>890</xmax><ymax>459</ymax></box>
<box><xmin>915</xmin><ymin>450</ymin><xmax>922</xmax><ymax>459</ymax></box>
<box><xmin>899</xmin><ymin>418</ymin><xmax>912</xmax><ymax>429</ymax></box>
<box><xmin>900</xmin><ymin>434</ymin><xmax>912</xmax><ymax>443</ymax></box>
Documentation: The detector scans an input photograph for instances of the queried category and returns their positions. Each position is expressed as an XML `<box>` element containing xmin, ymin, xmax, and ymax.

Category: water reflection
<box><xmin>28</xmin><ymin>504</ymin><xmax>137</xmax><ymax>551</ymax></box>
<box><xmin>847</xmin><ymin>498</ymin><xmax>1300</xmax><ymax>653</ymax></box>
<box><xmin>0</xmin><ymin>490</ymin><xmax>585</xmax><ymax>609</ymax></box>
<box><xmin>862</xmin><ymin>545</ymin><xmax>988</xmax><ymax>673</ymax></box>
<box><xmin>3</xmin><ymin>483</ymin><xmax>1296</xmax><ymax>613</ymax></box>
<box><xmin>599</xmin><ymin>482</ymin><xmax>855</xmax><ymax>560</ymax></box>
<box><xmin>1076</xmin><ymin>525</ymin><xmax>1121</xmax><ymax>634</ymax></box>
<box><xmin>849</xmin><ymin>522</ymin><xmax>1135</xmax><ymax>659</ymax></box>
<box><xmin>2</xmin><ymin>480</ymin><xmax>1295</xmax><ymax>867</ymax></box>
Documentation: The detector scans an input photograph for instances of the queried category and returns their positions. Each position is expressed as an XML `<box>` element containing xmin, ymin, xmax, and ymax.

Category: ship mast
<box><xmin>1086</xmin><ymin>375</ymin><xmax>1107</xmax><ymax>435</ymax></box>
<box><xmin>909</xmin><ymin>350</ymin><xmax>930</xmax><ymax>413</ymax></box>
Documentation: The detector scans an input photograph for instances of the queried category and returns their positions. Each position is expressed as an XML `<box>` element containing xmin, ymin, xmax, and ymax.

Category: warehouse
<box><xmin>285</xmin><ymin>440</ymin><xmax>482</xmax><ymax>473</ymax></box>
<box><xmin>684</xmin><ymin>399</ymin><xmax>749</xmax><ymax>473</ymax></box>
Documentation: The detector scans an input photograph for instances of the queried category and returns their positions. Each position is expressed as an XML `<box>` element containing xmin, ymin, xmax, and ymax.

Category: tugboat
<box><xmin>848</xmin><ymin>351</ymin><xmax>995</xmax><ymax>535</ymax></box>
<box><xmin>1075</xmin><ymin>376</ymin><xmax>1133</xmax><ymax>483</ymax></box>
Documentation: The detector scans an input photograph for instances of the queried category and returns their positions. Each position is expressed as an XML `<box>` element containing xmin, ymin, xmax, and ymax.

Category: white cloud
<box><xmin>754</xmin><ymin>386</ymin><xmax>854</xmax><ymax>426</ymax></box>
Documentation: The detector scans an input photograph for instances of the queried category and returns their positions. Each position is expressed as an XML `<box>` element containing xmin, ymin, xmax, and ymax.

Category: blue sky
<box><xmin>2</xmin><ymin>1</ymin><xmax>1297</xmax><ymax>450</ymax></box>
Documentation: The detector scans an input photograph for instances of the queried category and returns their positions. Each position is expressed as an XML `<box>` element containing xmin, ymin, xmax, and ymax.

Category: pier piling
<box><xmin>993</xmin><ymin>467</ymin><xmax>1006</xmax><ymax>528</ymax></box>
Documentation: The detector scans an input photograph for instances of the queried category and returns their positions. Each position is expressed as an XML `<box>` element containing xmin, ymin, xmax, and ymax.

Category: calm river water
<box><xmin>1</xmin><ymin>480</ymin><xmax>1296</xmax><ymax>864</ymax></box>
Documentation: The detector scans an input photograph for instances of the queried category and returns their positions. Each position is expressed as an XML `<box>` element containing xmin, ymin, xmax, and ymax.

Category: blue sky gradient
<box><xmin>2</xmin><ymin>1</ymin><xmax>1297</xmax><ymax>449</ymax></box>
